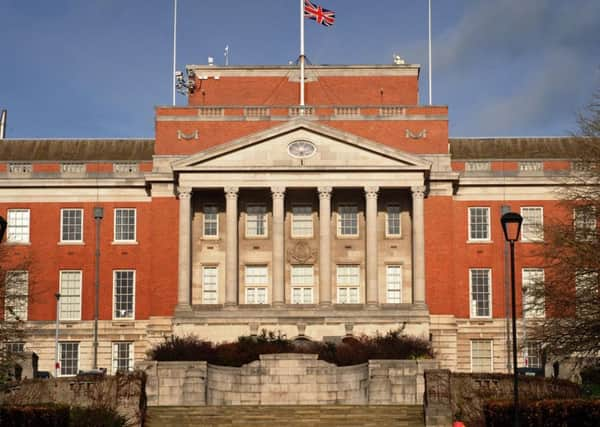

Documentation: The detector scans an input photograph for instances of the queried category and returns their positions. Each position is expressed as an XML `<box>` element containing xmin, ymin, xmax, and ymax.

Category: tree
<box><xmin>525</xmin><ymin>89</ymin><xmax>600</xmax><ymax>362</ymax></box>
<box><xmin>0</xmin><ymin>244</ymin><xmax>30</xmax><ymax>383</ymax></box>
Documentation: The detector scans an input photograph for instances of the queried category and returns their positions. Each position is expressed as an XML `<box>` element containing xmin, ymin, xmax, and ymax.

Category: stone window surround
<box><xmin>175</xmin><ymin>183</ymin><xmax>426</xmax><ymax>311</ymax></box>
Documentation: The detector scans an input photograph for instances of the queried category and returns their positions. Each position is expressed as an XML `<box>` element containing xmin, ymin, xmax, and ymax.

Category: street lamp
<box><xmin>501</xmin><ymin>211</ymin><xmax>523</xmax><ymax>427</ymax></box>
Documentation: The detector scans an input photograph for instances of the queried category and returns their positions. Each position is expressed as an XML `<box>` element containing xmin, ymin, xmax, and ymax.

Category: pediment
<box><xmin>172</xmin><ymin>119</ymin><xmax>431</xmax><ymax>171</ymax></box>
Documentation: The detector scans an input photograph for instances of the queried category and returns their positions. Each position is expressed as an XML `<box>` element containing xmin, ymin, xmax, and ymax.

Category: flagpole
<box><xmin>300</xmin><ymin>0</ymin><xmax>305</xmax><ymax>107</ymax></box>
<box><xmin>428</xmin><ymin>0</ymin><xmax>432</xmax><ymax>105</ymax></box>
<box><xmin>172</xmin><ymin>0</ymin><xmax>177</xmax><ymax>106</ymax></box>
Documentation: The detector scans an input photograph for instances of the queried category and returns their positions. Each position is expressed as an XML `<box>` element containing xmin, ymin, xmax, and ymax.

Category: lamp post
<box><xmin>501</xmin><ymin>211</ymin><xmax>523</xmax><ymax>427</ymax></box>
<box><xmin>54</xmin><ymin>292</ymin><xmax>61</xmax><ymax>377</ymax></box>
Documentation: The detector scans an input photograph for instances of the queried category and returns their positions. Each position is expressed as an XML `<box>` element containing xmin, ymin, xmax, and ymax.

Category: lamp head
<box><xmin>501</xmin><ymin>211</ymin><xmax>523</xmax><ymax>242</ymax></box>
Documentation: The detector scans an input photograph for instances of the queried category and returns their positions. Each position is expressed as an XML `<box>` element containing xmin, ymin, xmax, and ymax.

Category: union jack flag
<box><xmin>304</xmin><ymin>0</ymin><xmax>336</xmax><ymax>27</ymax></box>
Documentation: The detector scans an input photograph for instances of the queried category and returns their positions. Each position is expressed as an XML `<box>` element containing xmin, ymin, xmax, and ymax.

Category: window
<box><xmin>246</xmin><ymin>287</ymin><xmax>267</xmax><ymax>304</ymax></box>
<box><xmin>338</xmin><ymin>205</ymin><xmax>358</xmax><ymax>236</ymax></box>
<box><xmin>59</xmin><ymin>271</ymin><xmax>82</xmax><ymax>321</ymax></box>
<box><xmin>291</xmin><ymin>205</ymin><xmax>313</xmax><ymax>237</ymax></box>
<box><xmin>386</xmin><ymin>205</ymin><xmax>401</xmax><ymax>236</ymax></box>
<box><xmin>4</xmin><ymin>271</ymin><xmax>28</xmax><ymax>321</ymax></box>
<box><xmin>246</xmin><ymin>205</ymin><xmax>267</xmax><ymax>237</ymax></box>
<box><xmin>468</xmin><ymin>207</ymin><xmax>490</xmax><ymax>241</ymax></box>
<box><xmin>59</xmin><ymin>342</ymin><xmax>79</xmax><ymax>376</ymax></box>
<box><xmin>7</xmin><ymin>209</ymin><xmax>30</xmax><ymax>243</ymax></box>
<box><xmin>202</xmin><ymin>266</ymin><xmax>218</xmax><ymax>304</ymax></box>
<box><xmin>386</xmin><ymin>265</ymin><xmax>403</xmax><ymax>303</ymax></box>
<box><xmin>6</xmin><ymin>342</ymin><xmax>25</xmax><ymax>354</ymax></box>
<box><xmin>112</xmin><ymin>342</ymin><xmax>133</xmax><ymax>373</ymax></box>
<box><xmin>114</xmin><ymin>208</ymin><xmax>136</xmax><ymax>242</ymax></box>
<box><xmin>203</xmin><ymin>205</ymin><xmax>219</xmax><ymax>237</ymax></box>
<box><xmin>61</xmin><ymin>209</ymin><xmax>83</xmax><ymax>242</ymax></box>
<box><xmin>470</xmin><ymin>269</ymin><xmax>491</xmax><ymax>318</ymax></box>
<box><xmin>521</xmin><ymin>207</ymin><xmax>543</xmax><ymax>241</ymax></box>
<box><xmin>114</xmin><ymin>270</ymin><xmax>135</xmax><ymax>319</ymax></box>
<box><xmin>576</xmin><ymin>271</ymin><xmax>598</xmax><ymax>317</ymax></box>
<box><xmin>574</xmin><ymin>206</ymin><xmax>596</xmax><ymax>241</ymax></box>
<box><xmin>291</xmin><ymin>265</ymin><xmax>314</xmax><ymax>304</ymax></box>
<box><xmin>471</xmin><ymin>340</ymin><xmax>493</xmax><ymax>372</ymax></box>
<box><xmin>336</xmin><ymin>265</ymin><xmax>360</xmax><ymax>303</ymax></box>
<box><xmin>524</xmin><ymin>342</ymin><xmax>542</xmax><ymax>369</ymax></box>
<box><xmin>522</xmin><ymin>268</ymin><xmax>545</xmax><ymax>318</ymax></box>
<box><xmin>245</xmin><ymin>265</ymin><xmax>268</xmax><ymax>304</ymax></box>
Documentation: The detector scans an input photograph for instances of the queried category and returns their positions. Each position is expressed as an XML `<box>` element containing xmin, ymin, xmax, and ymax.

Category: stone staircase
<box><xmin>146</xmin><ymin>405</ymin><xmax>425</xmax><ymax>427</ymax></box>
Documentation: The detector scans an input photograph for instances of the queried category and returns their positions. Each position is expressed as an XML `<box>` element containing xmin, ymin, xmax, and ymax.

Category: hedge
<box><xmin>0</xmin><ymin>405</ymin><xmax>127</xmax><ymax>427</ymax></box>
<box><xmin>484</xmin><ymin>399</ymin><xmax>600</xmax><ymax>427</ymax></box>
<box><xmin>148</xmin><ymin>329</ymin><xmax>433</xmax><ymax>366</ymax></box>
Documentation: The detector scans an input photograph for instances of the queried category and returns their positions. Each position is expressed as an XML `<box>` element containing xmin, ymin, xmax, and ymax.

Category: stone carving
<box><xmin>405</xmin><ymin>129</ymin><xmax>427</xmax><ymax>139</ymax></box>
<box><xmin>287</xmin><ymin>241</ymin><xmax>317</xmax><ymax>264</ymax></box>
<box><xmin>318</xmin><ymin>186</ymin><xmax>332</xmax><ymax>200</ymax></box>
<box><xmin>411</xmin><ymin>185</ymin><xmax>426</xmax><ymax>199</ymax></box>
<box><xmin>177</xmin><ymin>130</ymin><xmax>199</xmax><ymax>140</ymax></box>
<box><xmin>364</xmin><ymin>186</ymin><xmax>379</xmax><ymax>199</ymax></box>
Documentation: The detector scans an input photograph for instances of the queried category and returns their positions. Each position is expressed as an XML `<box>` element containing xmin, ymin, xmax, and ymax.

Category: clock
<box><xmin>288</xmin><ymin>140</ymin><xmax>316</xmax><ymax>158</ymax></box>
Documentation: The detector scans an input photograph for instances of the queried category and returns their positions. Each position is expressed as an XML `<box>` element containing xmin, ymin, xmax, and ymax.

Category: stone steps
<box><xmin>146</xmin><ymin>405</ymin><xmax>425</xmax><ymax>427</ymax></box>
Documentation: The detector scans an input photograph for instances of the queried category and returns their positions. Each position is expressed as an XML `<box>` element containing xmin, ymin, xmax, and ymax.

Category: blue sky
<box><xmin>1</xmin><ymin>0</ymin><xmax>599</xmax><ymax>138</ymax></box>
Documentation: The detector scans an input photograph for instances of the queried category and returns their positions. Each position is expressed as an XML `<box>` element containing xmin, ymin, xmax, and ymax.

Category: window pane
<box><xmin>114</xmin><ymin>271</ymin><xmax>134</xmax><ymax>319</ymax></box>
<box><xmin>521</xmin><ymin>207</ymin><xmax>543</xmax><ymax>241</ymax></box>
<box><xmin>203</xmin><ymin>266</ymin><xmax>218</xmax><ymax>304</ymax></box>
<box><xmin>387</xmin><ymin>205</ymin><xmax>401</xmax><ymax>236</ymax></box>
<box><xmin>292</xmin><ymin>205</ymin><xmax>313</xmax><ymax>237</ymax></box>
<box><xmin>469</xmin><ymin>207</ymin><xmax>489</xmax><ymax>240</ymax></box>
<box><xmin>522</xmin><ymin>268</ymin><xmax>544</xmax><ymax>318</ymax></box>
<box><xmin>525</xmin><ymin>342</ymin><xmax>542</xmax><ymax>369</ymax></box>
<box><xmin>60</xmin><ymin>271</ymin><xmax>81</xmax><ymax>320</ymax></box>
<box><xmin>7</xmin><ymin>209</ymin><xmax>30</xmax><ymax>243</ymax></box>
<box><xmin>574</xmin><ymin>206</ymin><xmax>596</xmax><ymax>241</ymax></box>
<box><xmin>60</xmin><ymin>342</ymin><xmax>79</xmax><ymax>376</ymax></box>
<box><xmin>245</xmin><ymin>266</ymin><xmax>268</xmax><ymax>285</ymax></box>
<box><xmin>338</xmin><ymin>205</ymin><xmax>358</xmax><ymax>235</ymax></box>
<box><xmin>112</xmin><ymin>342</ymin><xmax>133</xmax><ymax>373</ymax></box>
<box><xmin>203</xmin><ymin>205</ymin><xmax>219</xmax><ymax>237</ymax></box>
<box><xmin>247</xmin><ymin>205</ymin><xmax>267</xmax><ymax>236</ymax></box>
<box><xmin>291</xmin><ymin>287</ymin><xmax>313</xmax><ymax>304</ymax></box>
<box><xmin>61</xmin><ymin>209</ymin><xmax>82</xmax><ymax>242</ymax></box>
<box><xmin>115</xmin><ymin>209</ymin><xmax>136</xmax><ymax>241</ymax></box>
<box><xmin>291</xmin><ymin>265</ymin><xmax>313</xmax><ymax>286</ymax></box>
<box><xmin>470</xmin><ymin>269</ymin><xmax>490</xmax><ymax>317</ymax></box>
<box><xmin>4</xmin><ymin>271</ymin><xmax>28</xmax><ymax>321</ymax></box>
<box><xmin>336</xmin><ymin>265</ymin><xmax>359</xmax><ymax>285</ymax></box>
<box><xmin>471</xmin><ymin>340</ymin><xmax>492</xmax><ymax>372</ymax></box>
<box><xmin>387</xmin><ymin>265</ymin><xmax>402</xmax><ymax>303</ymax></box>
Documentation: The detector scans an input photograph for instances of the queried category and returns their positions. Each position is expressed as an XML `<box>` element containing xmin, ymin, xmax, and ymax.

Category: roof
<box><xmin>450</xmin><ymin>137</ymin><xmax>600</xmax><ymax>160</ymax></box>
<box><xmin>0</xmin><ymin>139</ymin><xmax>154</xmax><ymax>161</ymax></box>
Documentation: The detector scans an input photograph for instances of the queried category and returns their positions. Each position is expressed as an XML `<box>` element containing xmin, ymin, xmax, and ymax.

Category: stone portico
<box><xmin>153</xmin><ymin>119</ymin><xmax>441</xmax><ymax>341</ymax></box>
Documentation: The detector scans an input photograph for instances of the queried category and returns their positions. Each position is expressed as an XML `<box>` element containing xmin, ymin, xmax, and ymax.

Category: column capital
<box><xmin>364</xmin><ymin>186</ymin><xmax>379</xmax><ymax>199</ymax></box>
<box><xmin>224</xmin><ymin>186</ymin><xmax>239</xmax><ymax>199</ymax></box>
<box><xmin>271</xmin><ymin>186</ymin><xmax>286</xmax><ymax>199</ymax></box>
<box><xmin>318</xmin><ymin>186</ymin><xmax>333</xmax><ymax>199</ymax></box>
<box><xmin>177</xmin><ymin>187</ymin><xmax>192</xmax><ymax>199</ymax></box>
<box><xmin>411</xmin><ymin>185</ymin><xmax>426</xmax><ymax>199</ymax></box>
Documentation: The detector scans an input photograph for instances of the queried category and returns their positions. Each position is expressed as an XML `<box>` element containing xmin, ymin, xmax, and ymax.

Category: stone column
<box><xmin>365</xmin><ymin>186</ymin><xmax>379</xmax><ymax>306</ymax></box>
<box><xmin>177</xmin><ymin>187</ymin><xmax>192</xmax><ymax>310</ymax></box>
<box><xmin>225</xmin><ymin>187</ymin><xmax>239</xmax><ymax>307</ymax></box>
<box><xmin>411</xmin><ymin>186</ymin><xmax>426</xmax><ymax>304</ymax></box>
<box><xmin>271</xmin><ymin>187</ymin><xmax>285</xmax><ymax>306</ymax></box>
<box><xmin>318</xmin><ymin>186</ymin><xmax>332</xmax><ymax>306</ymax></box>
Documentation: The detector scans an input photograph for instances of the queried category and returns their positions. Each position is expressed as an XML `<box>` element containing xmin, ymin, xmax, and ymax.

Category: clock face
<box><xmin>288</xmin><ymin>140</ymin><xmax>316</xmax><ymax>158</ymax></box>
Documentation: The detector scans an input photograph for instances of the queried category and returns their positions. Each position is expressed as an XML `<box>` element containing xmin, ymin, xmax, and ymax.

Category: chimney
<box><xmin>0</xmin><ymin>110</ymin><xmax>6</xmax><ymax>139</ymax></box>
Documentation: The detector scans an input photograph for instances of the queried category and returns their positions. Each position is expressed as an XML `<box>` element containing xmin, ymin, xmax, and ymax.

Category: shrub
<box><xmin>148</xmin><ymin>329</ymin><xmax>433</xmax><ymax>367</ymax></box>
<box><xmin>70</xmin><ymin>406</ymin><xmax>127</xmax><ymax>427</ymax></box>
<box><xmin>0</xmin><ymin>404</ymin><xmax>70</xmax><ymax>427</ymax></box>
<box><xmin>484</xmin><ymin>399</ymin><xmax>600</xmax><ymax>427</ymax></box>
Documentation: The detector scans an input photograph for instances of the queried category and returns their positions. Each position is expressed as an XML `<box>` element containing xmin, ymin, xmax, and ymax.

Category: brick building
<box><xmin>0</xmin><ymin>61</ymin><xmax>591</xmax><ymax>376</ymax></box>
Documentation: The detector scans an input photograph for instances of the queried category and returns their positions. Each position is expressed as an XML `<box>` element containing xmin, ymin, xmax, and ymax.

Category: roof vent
<box><xmin>393</xmin><ymin>54</ymin><xmax>405</xmax><ymax>65</ymax></box>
